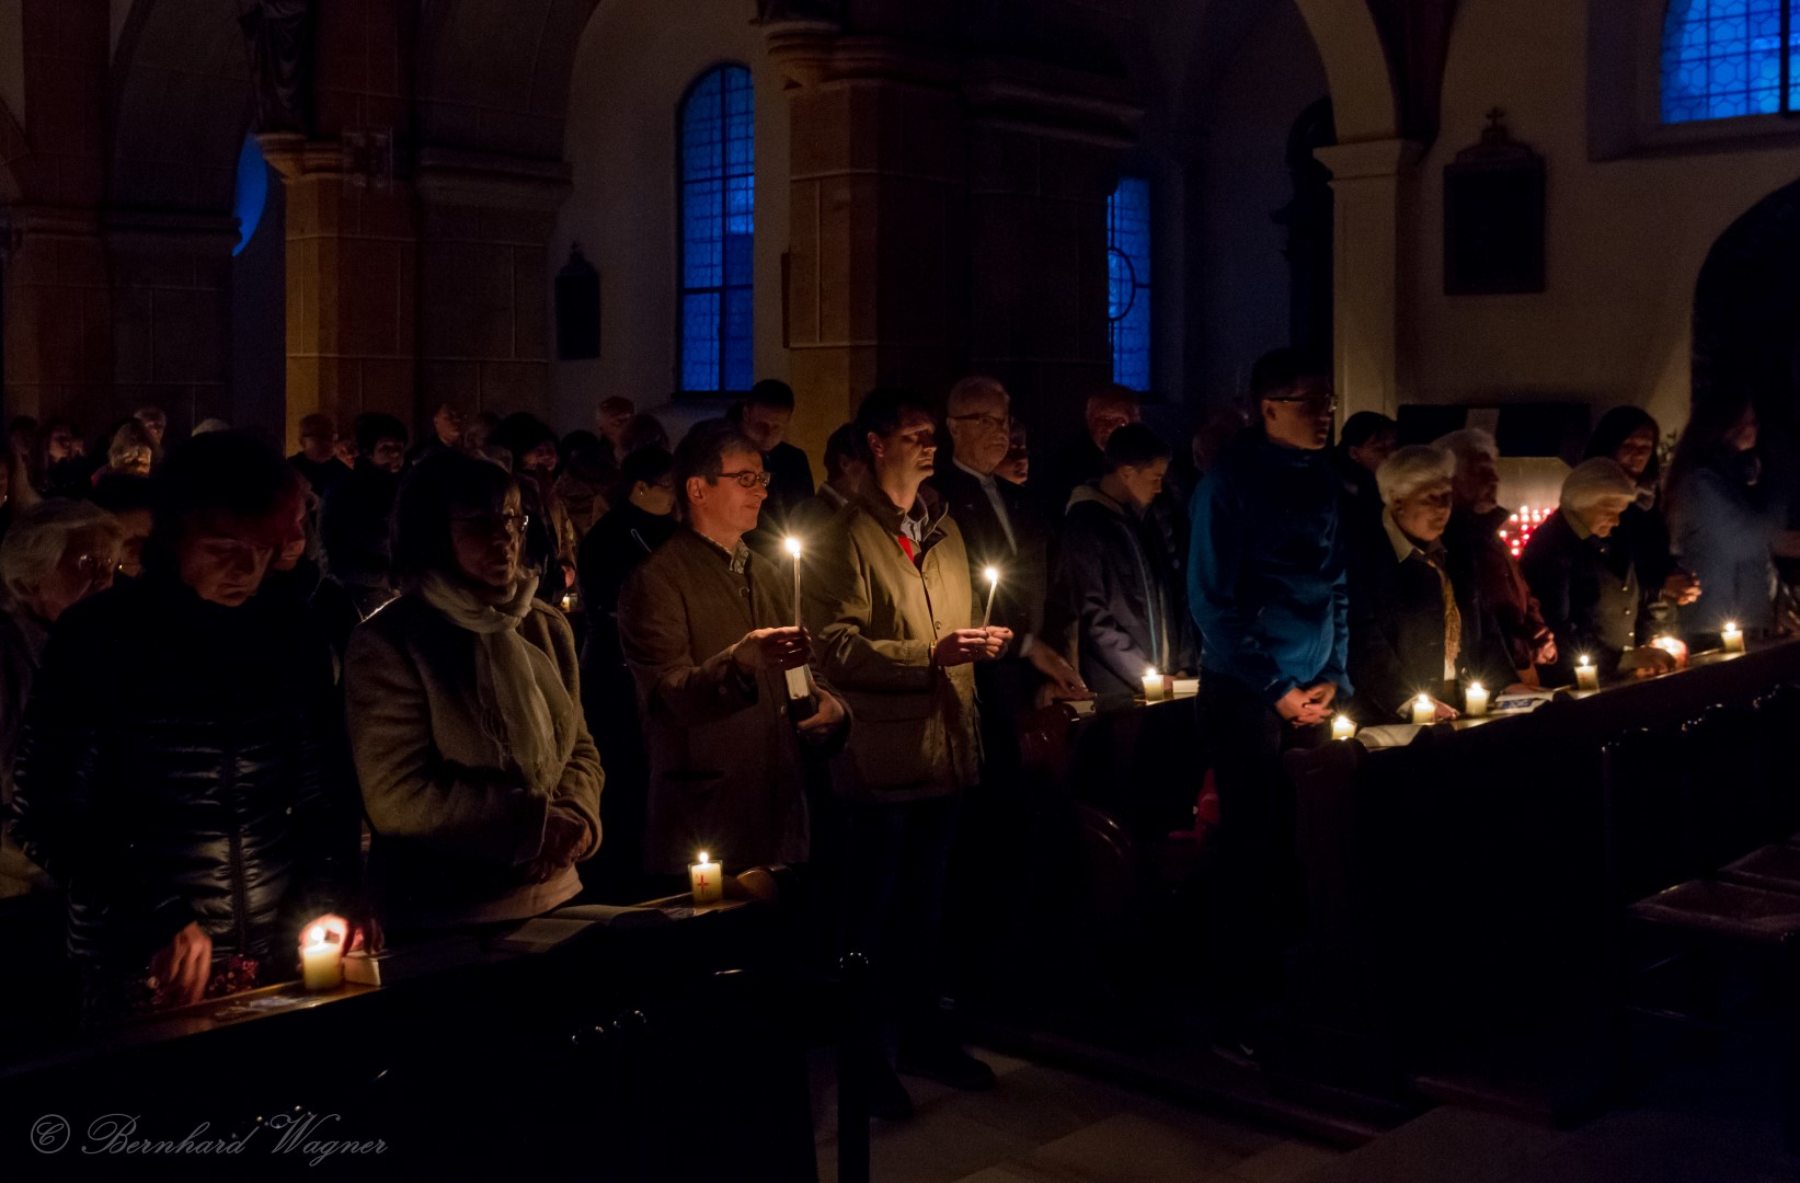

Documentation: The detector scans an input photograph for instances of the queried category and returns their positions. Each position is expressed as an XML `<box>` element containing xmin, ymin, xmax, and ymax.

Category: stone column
<box><xmin>1314</xmin><ymin>138</ymin><xmax>1424</xmax><ymax>420</ymax></box>
<box><xmin>260</xmin><ymin>133</ymin><xmax>418</xmax><ymax>453</ymax></box>
<box><xmin>0</xmin><ymin>206</ymin><xmax>110</xmax><ymax>426</ymax></box>
<box><xmin>767</xmin><ymin>25</ymin><xmax>967</xmax><ymax>461</ymax></box>
<box><xmin>105</xmin><ymin>211</ymin><xmax>238</xmax><ymax>434</ymax></box>
<box><xmin>414</xmin><ymin>148</ymin><xmax>569</xmax><ymax>427</ymax></box>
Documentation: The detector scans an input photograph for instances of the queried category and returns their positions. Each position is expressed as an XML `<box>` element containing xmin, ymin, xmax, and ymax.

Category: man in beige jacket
<box><xmin>806</xmin><ymin>388</ymin><xmax>1012</xmax><ymax>1120</ymax></box>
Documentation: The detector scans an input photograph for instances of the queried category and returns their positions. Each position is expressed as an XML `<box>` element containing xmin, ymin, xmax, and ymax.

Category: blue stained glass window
<box><xmin>679</xmin><ymin>65</ymin><xmax>755</xmax><ymax>392</ymax></box>
<box><xmin>232</xmin><ymin>134</ymin><xmax>269</xmax><ymax>257</ymax></box>
<box><xmin>1108</xmin><ymin>176</ymin><xmax>1152</xmax><ymax>392</ymax></box>
<box><xmin>1661</xmin><ymin>0</ymin><xmax>1800</xmax><ymax>123</ymax></box>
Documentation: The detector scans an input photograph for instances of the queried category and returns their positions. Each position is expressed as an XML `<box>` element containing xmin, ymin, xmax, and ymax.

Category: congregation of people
<box><xmin>0</xmin><ymin>350</ymin><xmax>1795</xmax><ymax>1114</ymax></box>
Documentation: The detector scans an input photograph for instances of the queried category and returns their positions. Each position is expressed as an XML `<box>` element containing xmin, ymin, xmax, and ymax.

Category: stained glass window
<box><xmin>1108</xmin><ymin>176</ymin><xmax>1152</xmax><ymax>392</ymax></box>
<box><xmin>1661</xmin><ymin>0</ymin><xmax>1800</xmax><ymax>122</ymax></box>
<box><xmin>232</xmin><ymin>134</ymin><xmax>269</xmax><ymax>257</ymax></box>
<box><xmin>679</xmin><ymin>65</ymin><xmax>755</xmax><ymax>392</ymax></box>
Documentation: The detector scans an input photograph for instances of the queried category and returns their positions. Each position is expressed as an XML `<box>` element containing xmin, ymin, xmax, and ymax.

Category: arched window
<box><xmin>232</xmin><ymin>134</ymin><xmax>270</xmax><ymax>256</ymax></box>
<box><xmin>1107</xmin><ymin>176</ymin><xmax>1152</xmax><ymax>391</ymax></box>
<box><xmin>1661</xmin><ymin>1</ymin><xmax>1800</xmax><ymax>123</ymax></box>
<box><xmin>678</xmin><ymin>64</ymin><xmax>755</xmax><ymax>393</ymax></box>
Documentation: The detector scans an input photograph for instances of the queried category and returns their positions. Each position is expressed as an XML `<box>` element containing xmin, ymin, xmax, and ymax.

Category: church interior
<box><xmin>4</xmin><ymin>1</ymin><xmax>1800</xmax><ymax>1180</ymax></box>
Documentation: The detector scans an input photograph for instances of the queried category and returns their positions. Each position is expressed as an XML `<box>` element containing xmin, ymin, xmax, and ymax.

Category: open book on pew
<box><xmin>1490</xmin><ymin>686</ymin><xmax>1557</xmax><ymax>714</ymax></box>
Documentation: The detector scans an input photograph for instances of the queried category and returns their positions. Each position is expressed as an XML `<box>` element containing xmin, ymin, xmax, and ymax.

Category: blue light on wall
<box><xmin>679</xmin><ymin>64</ymin><xmax>755</xmax><ymax>393</ymax></box>
<box><xmin>1108</xmin><ymin>176</ymin><xmax>1152</xmax><ymax>392</ymax></box>
<box><xmin>232</xmin><ymin>134</ymin><xmax>269</xmax><ymax>257</ymax></box>
<box><xmin>1662</xmin><ymin>0</ymin><xmax>1800</xmax><ymax>122</ymax></box>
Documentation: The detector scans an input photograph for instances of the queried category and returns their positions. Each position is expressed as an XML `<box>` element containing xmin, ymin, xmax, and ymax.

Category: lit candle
<box><xmin>1649</xmin><ymin>635</ymin><xmax>1688</xmax><ymax>668</ymax></box>
<box><xmin>300</xmin><ymin>924</ymin><xmax>343</xmax><ymax>992</ymax></box>
<box><xmin>1575</xmin><ymin>655</ymin><xmax>1599</xmax><ymax>691</ymax></box>
<box><xmin>784</xmin><ymin>537</ymin><xmax>804</xmax><ymax>628</ymax></box>
<box><xmin>690</xmin><ymin>851</ymin><xmax>723</xmax><ymax>905</ymax></box>
<box><xmin>783</xmin><ymin>537</ymin><xmax>811</xmax><ymax>700</ymax></box>
<box><xmin>1141</xmin><ymin>666</ymin><xmax>1167</xmax><ymax>703</ymax></box>
<box><xmin>1464</xmin><ymin>682</ymin><xmax>1489</xmax><ymax>718</ymax></box>
<box><xmin>1722</xmin><ymin>621</ymin><xmax>1745</xmax><ymax>654</ymax></box>
<box><xmin>980</xmin><ymin>566</ymin><xmax>1000</xmax><ymax>629</ymax></box>
<box><xmin>1411</xmin><ymin>694</ymin><xmax>1435</xmax><ymax>725</ymax></box>
<box><xmin>1331</xmin><ymin>714</ymin><xmax>1356</xmax><ymax>741</ymax></box>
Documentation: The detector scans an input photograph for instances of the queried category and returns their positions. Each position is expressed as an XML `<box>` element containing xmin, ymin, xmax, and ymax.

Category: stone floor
<box><xmin>811</xmin><ymin>1047</ymin><xmax>1344</xmax><ymax>1183</ymax></box>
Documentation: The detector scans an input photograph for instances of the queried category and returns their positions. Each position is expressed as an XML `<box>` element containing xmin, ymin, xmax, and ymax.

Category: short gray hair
<box><xmin>946</xmin><ymin>375</ymin><xmax>1008</xmax><ymax>417</ymax></box>
<box><xmin>1376</xmin><ymin>445</ymin><xmax>1456</xmax><ymax>506</ymax></box>
<box><xmin>1433</xmin><ymin>427</ymin><xmax>1499</xmax><ymax>470</ymax></box>
<box><xmin>0</xmin><ymin>500</ymin><xmax>123</xmax><ymax>609</ymax></box>
<box><xmin>1560</xmin><ymin>457</ymin><xmax>1638</xmax><ymax>516</ymax></box>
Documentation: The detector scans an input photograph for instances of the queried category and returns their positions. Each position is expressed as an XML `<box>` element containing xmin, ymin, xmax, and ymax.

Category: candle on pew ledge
<box><xmin>1464</xmin><ymin>682</ymin><xmax>1490</xmax><ymax>718</ymax></box>
<box><xmin>1410</xmin><ymin>695</ymin><xmax>1435</xmax><ymax>726</ymax></box>
<box><xmin>690</xmin><ymin>851</ymin><xmax>724</xmax><ymax>905</ymax></box>
<box><xmin>300</xmin><ymin>924</ymin><xmax>343</xmax><ymax>992</ymax></box>
<box><xmin>1331</xmin><ymin>714</ymin><xmax>1357</xmax><ymax>741</ymax></box>
<box><xmin>1575</xmin><ymin>655</ymin><xmax>1599</xmax><ymax>691</ymax></box>
<box><xmin>1141</xmin><ymin>666</ymin><xmax>1168</xmax><ymax>703</ymax></box>
<box><xmin>1722</xmin><ymin>621</ymin><xmax>1745</xmax><ymax>654</ymax></box>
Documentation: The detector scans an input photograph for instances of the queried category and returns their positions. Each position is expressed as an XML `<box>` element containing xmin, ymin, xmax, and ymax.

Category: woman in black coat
<box><xmin>1584</xmin><ymin>406</ymin><xmax>1697</xmax><ymax>627</ymax></box>
<box><xmin>9</xmin><ymin>433</ymin><xmax>363</xmax><ymax>1024</ymax></box>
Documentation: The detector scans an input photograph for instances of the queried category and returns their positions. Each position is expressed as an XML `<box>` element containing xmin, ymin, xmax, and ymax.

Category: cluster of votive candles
<box><xmin>1497</xmin><ymin>506</ymin><xmax>1549</xmax><ymax>560</ymax></box>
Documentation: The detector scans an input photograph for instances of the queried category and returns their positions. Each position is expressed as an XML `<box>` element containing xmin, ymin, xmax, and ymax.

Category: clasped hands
<box><xmin>729</xmin><ymin>626</ymin><xmax>848</xmax><ymax>739</ymax></box>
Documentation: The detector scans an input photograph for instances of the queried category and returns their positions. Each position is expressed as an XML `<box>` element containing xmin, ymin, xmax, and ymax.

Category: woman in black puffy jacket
<box><xmin>8</xmin><ymin>432</ymin><xmax>364</xmax><ymax>1025</ymax></box>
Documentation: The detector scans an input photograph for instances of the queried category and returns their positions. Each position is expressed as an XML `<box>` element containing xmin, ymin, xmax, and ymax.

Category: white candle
<box><xmin>1464</xmin><ymin>683</ymin><xmax>1489</xmax><ymax>718</ymax></box>
<box><xmin>784</xmin><ymin>536</ymin><xmax>803</xmax><ymax>628</ymax></box>
<box><xmin>690</xmin><ymin>852</ymin><xmax>724</xmax><ymax>905</ymax></box>
<box><xmin>1575</xmin><ymin>655</ymin><xmax>1599</xmax><ymax>691</ymax></box>
<box><xmin>1722</xmin><ymin>622</ymin><xmax>1745</xmax><ymax>654</ymax></box>
<box><xmin>300</xmin><ymin>924</ymin><xmax>342</xmax><ymax>992</ymax></box>
<box><xmin>1411</xmin><ymin>695</ymin><xmax>1435</xmax><ymax>725</ymax></box>
<box><xmin>1331</xmin><ymin>714</ymin><xmax>1356</xmax><ymax>741</ymax></box>
<box><xmin>1141</xmin><ymin>666</ymin><xmax>1167</xmax><ymax>703</ymax></box>
<box><xmin>980</xmin><ymin>566</ymin><xmax>1000</xmax><ymax>629</ymax></box>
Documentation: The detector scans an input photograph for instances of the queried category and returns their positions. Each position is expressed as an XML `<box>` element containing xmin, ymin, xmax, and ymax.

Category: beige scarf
<box><xmin>418</xmin><ymin>572</ymin><xmax>575</xmax><ymax>795</ymax></box>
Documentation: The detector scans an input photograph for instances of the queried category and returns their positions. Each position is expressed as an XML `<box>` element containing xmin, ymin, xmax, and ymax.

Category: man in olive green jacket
<box><xmin>805</xmin><ymin>388</ymin><xmax>1012</xmax><ymax>1119</ymax></box>
<box><xmin>619</xmin><ymin>421</ymin><xmax>848</xmax><ymax>878</ymax></box>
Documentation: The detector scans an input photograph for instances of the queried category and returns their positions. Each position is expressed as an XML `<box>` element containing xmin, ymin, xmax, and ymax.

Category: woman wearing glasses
<box><xmin>344</xmin><ymin>450</ymin><xmax>603</xmax><ymax>935</ymax></box>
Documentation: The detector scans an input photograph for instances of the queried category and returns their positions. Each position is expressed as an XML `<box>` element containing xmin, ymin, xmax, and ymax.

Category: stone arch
<box><xmin>1290</xmin><ymin>0</ymin><xmax>1400</xmax><ymax>142</ymax></box>
<box><xmin>109</xmin><ymin>0</ymin><xmax>252</xmax><ymax>213</ymax></box>
<box><xmin>1692</xmin><ymin>176</ymin><xmax>1800</xmax><ymax>433</ymax></box>
<box><xmin>416</xmin><ymin>0</ymin><xmax>602</xmax><ymax>160</ymax></box>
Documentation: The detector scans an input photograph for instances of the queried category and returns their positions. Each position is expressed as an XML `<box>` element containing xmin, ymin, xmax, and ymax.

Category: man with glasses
<box><xmin>1187</xmin><ymin>347</ymin><xmax>1350</xmax><ymax>1056</ymax></box>
<box><xmin>1044</xmin><ymin>383</ymin><xmax>1142</xmax><ymax>513</ymax></box>
<box><xmin>806</xmin><ymin>388</ymin><xmax>1011</xmax><ymax>1119</ymax></box>
<box><xmin>618</xmin><ymin>421</ymin><xmax>847</xmax><ymax>883</ymax></box>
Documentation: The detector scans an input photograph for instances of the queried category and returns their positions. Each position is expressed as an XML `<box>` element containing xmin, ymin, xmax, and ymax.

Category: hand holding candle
<box><xmin>690</xmin><ymin>851</ymin><xmax>724</xmax><ymax>905</ymax></box>
<box><xmin>980</xmin><ymin>566</ymin><xmax>1000</xmax><ymax>629</ymax></box>
<box><xmin>783</xmin><ymin>537</ymin><xmax>812</xmax><ymax>700</ymax></box>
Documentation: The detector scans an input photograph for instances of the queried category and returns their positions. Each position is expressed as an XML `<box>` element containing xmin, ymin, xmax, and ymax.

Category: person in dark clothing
<box><xmin>1665</xmin><ymin>395</ymin><xmax>1798</xmax><ymax>636</ymax></box>
<box><xmin>1043</xmin><ymin>384</ymin><xmax>1141</xmax><ymax>514</ymax></box>
<box><xmin>9</xmin><ymin>432</ymin><xmax>364</xmax><ymax>1025</ymax></box>
<box><xmin>576</xmin><ymin>448</ymin><xmax>678</xmax><ymax>891</ymax></box>
<box><xmin>321</xmin><ymin>412</ymin><xmax>407</xmax><ymax>618</ymax></box>
<box><xmin>89</xmin><ymin>473</ymin><xmax>155</xmax><ymax>583</ymax></box>
<box><xmin>1332</xmin><ymin>410</ymin><xmax>1396</xmax><ymax>534</ymax></box>
<box><xmin>492</xmin><ymin>412</ymin><xmax>579</xmax><ymax>603</ymax></box>
<box><xmin>1435</xmin><ymin>427</ymin><xmax>1557</xmax><ymax>682</ymax></box>
<box><xmin>733</xmin><ymin>379</ymin><xmax>816</xmax><ymax>560</ymax></box>
<box><xmin>1054</xmin><ymin>422</ymin><xmax>1195</xmax><ymax>708</ymax></box>
<box><xmin>1585</xmin><ymin>407</ymin><xmax>1700</xmax><ymax>626</ymax></box>
<box><xmin>791</xmin><ymin>422</ymin><xmax>867</xmax><ymax>538</ymax></box>
<box><xmin>289</xmin><ymin>412</ymin><xmax>349</xmax><ymax>503</ymax></box>
<box><xmin>266</xmin><ymin>469</ymin><xmax>360</xmax><ymax>683</ymax></box>
<box><xmin>405</xmin><ymin>402</ymin><xmax>463</xmax><ymax>468</ymax></box>
<box><xmin>1522</xmin><ymin>459</ymin><xmax>1677</xmax><ymax>684</ymax></box>
<box><xmin>1187</xmin><ymin>347</ymin><xmax>1347</xmax><ymax>1047</ymax></box>
<box><xmin>1348</xmin><ymin>445</ymin><xmax>1514</xmax><ymax>721</ymax></box>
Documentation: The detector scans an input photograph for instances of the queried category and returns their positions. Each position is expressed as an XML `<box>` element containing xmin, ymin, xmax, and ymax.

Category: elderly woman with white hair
<box><xmin>1521</xmin><ymin>458</ymin><xmax>1677</xmax><ymax>685</ymax></box>
<box><xmin>0</xmin><ymin>500</ymin><xmax>122</xmax><ymax>896</ymax></box>
<box><xmin>1347</xmin><ymin>446</ymin><xmax>1516</xmax><ymax>721</ymax></box>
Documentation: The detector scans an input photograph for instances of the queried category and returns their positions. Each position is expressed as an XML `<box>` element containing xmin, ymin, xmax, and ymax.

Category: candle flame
<box><xmin>307</xmin><ymin>925</ymin><xmax>325</xmax><ymax>945</ymax></box>
<box><xmin>1145</xmin><ymin>666</ymin><xmax>1159</xmax><ymax>678</ymax></box>
<box><xmin>1578</xmin><ymin>654</ymin><xmax>1592</xmax><ymax>668</ymax></box>
<box><xmin>1725</xmin><ymin>621</ymin><xmax>1739</xmax><ymax>632</ymax></box>
<box><xmin>1469</xmin><ymin>683</ymin><xmax>1484</xmax><ymax>694</ymax></box>
<box><xmin>783</xmin><ymin>536</ymin><xmax>802</xmax><ymax>558</ymax></box>
<box><xmin>984</xmin><ymin>566</ymin><xmax>999</xmax><ymax>587</ymax></box>
<box><xmin>697</xmin><ymin>851</ymin><xmax>711</xmax><ymax>865</ymax></box>
<box><xmin>1416</xmin><ymin>694</ymin><xmax>1430</xmax><ymax>707</ymax></box>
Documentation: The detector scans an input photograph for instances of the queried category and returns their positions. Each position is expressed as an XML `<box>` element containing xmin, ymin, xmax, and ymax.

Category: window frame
<box><xmin>675</xmin><ymin>61</ymin><xmax>756</xmax><ymax>398</ymax></box>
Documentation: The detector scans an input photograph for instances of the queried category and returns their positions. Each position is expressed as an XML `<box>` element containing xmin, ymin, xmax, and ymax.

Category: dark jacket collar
<box><xmin>853</xmin><ymin>482</ymin><xmax>949</xmax><ymax>539</ymax></box>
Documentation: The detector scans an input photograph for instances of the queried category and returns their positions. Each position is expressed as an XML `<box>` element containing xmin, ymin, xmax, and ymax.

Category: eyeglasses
<box><xmin>1265</xmin><ymin>394</ymin><xmax>1338</xmax><ymax>414</ymax></box>
<box><xmin>715</xmin><ymin>470</ymin><xmax>773</xmax><ymax>490</ymax></box>
<box><xmin>451</xmin><ymin>510</ymin><xmax>530</xmax><ymax>538</ymax></box>
<box><xmin>70</xmin><ymin>552</ymin><xmax>113</xmax><ymax>578</ymax></box>
<box><xmin>949</xmin><ymin>413</ymin><xmax>1010</xmax><ymax>433</ymax></box>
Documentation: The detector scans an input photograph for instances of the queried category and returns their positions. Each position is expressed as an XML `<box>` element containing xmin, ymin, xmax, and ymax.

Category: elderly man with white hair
<box><xmin>1348</xmin><ymin>446</ymin><xmax>1516</xmax><ymax>722</ymax></box>
<box><xmin>1520</xmin><ymin>458</ymin><xmax>1676</xmax><ymax>685</ymax></box>
<box><xmin>0</xmin><ymin>500</ymin><xmax>123</xmax><ymax>896</ymax></box>
<box><xmin>1437</xmin><ymin>427</ymin><xmax>1557</xmax><ymax>682</ymax></box>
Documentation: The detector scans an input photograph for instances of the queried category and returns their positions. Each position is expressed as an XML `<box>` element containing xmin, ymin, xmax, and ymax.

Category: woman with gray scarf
<box><xmin>345</xmin><ymin>452</ymin><xmax>603</xmax><ymax>934</ymax></box>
